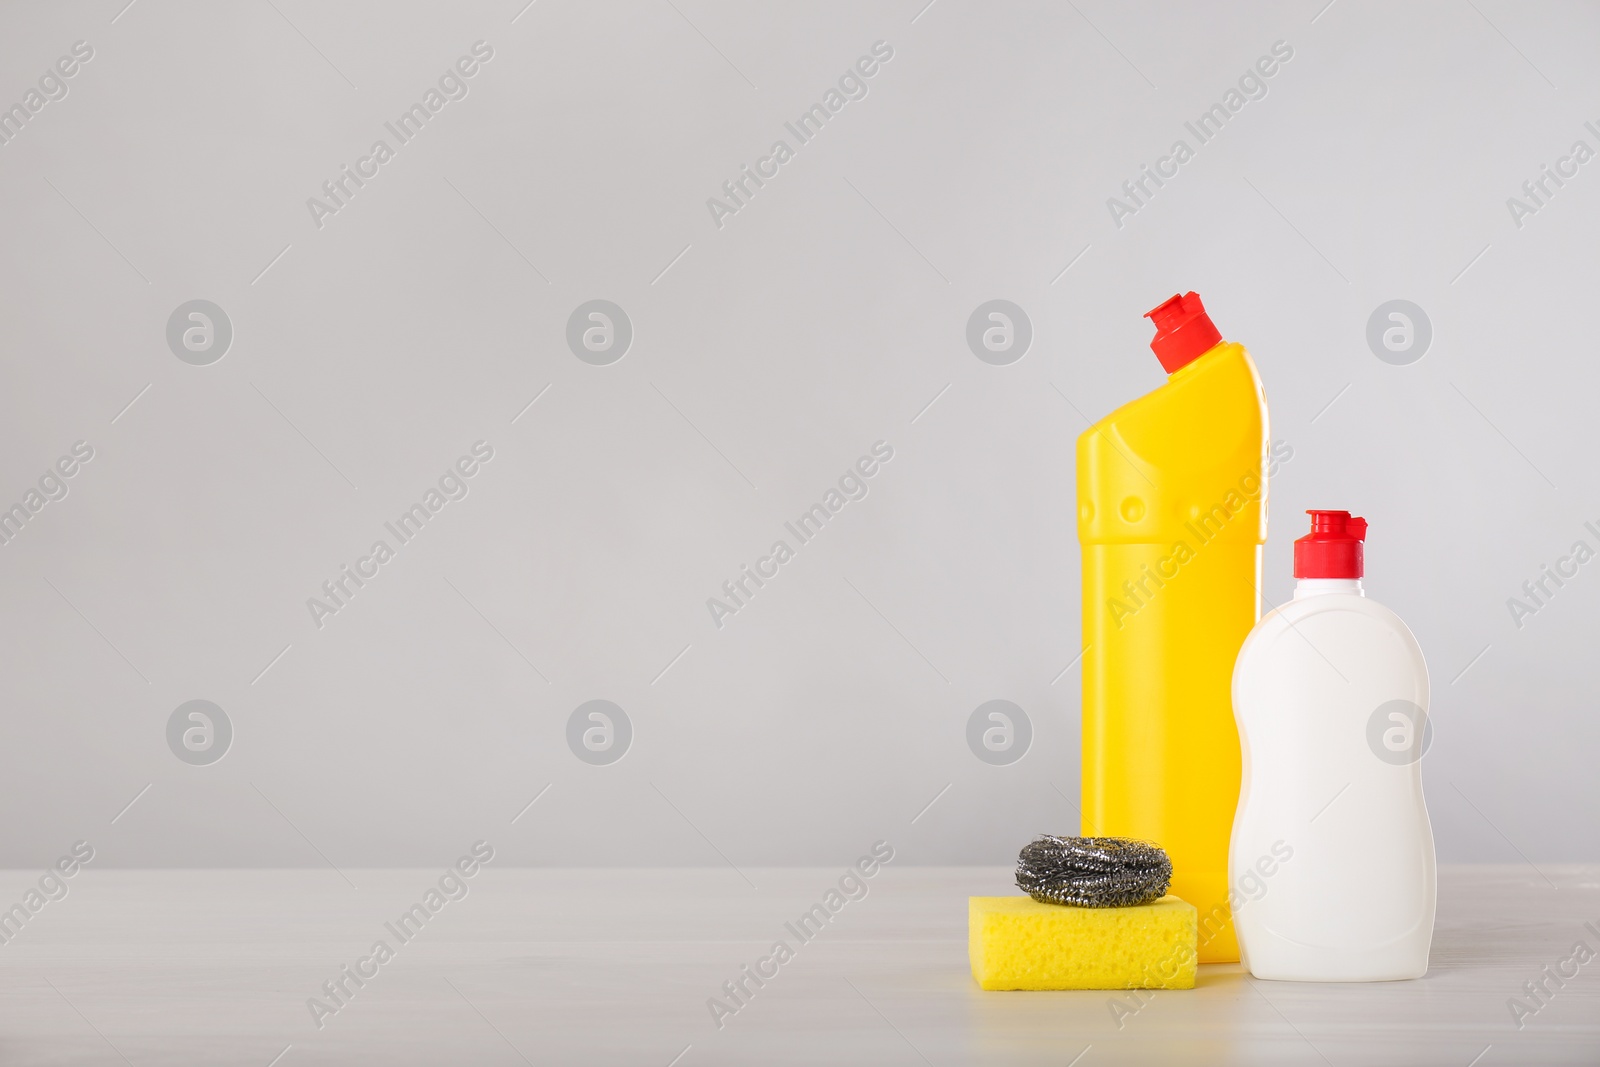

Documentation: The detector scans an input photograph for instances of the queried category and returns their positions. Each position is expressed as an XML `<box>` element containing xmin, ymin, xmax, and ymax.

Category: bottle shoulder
<box><xmin>1079</xmin><ymin>343</ymin><xmax>1262</xmax><ymax>449</ymax></box>
<box><xmin>1262</xmin><ymin>593</ymin><xmax>1412</xmax><ymax>632</ymax></box>
<box><xmin>1238</xmin><ymin>593</ymin><xmax>1429</xmax><ymax>693</ymax></box>
<box><xmin>1076</xmin><ymin>343</ymin><xmax>1269</xmax><ymax>545</ymax></box>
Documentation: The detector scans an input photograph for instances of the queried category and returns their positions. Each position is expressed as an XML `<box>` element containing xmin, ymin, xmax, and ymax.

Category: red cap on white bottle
<box><xmin>1294</xmin><ymin>510</ymin><xmax>1367</xmax><ymax>579</ymax></box>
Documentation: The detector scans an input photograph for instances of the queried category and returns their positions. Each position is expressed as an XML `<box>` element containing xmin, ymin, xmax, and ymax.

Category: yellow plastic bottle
<box><xmin>1077</xmin><ymin>292</ymin><xmax>1268</xmax><ymax>964</ymax></box>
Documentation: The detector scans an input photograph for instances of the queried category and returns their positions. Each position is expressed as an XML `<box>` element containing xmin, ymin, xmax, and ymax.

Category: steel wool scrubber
<box><xmin>1015</xmin><ymin>835</ymin><xmax>1173</xmax><ymax>908</ymax></box>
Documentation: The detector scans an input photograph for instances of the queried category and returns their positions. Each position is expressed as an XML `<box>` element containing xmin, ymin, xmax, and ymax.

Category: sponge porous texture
<box><xmin>969</xmin><ymin>895</ymin><xmax>1197</xmax><ymax>990</ymax></box>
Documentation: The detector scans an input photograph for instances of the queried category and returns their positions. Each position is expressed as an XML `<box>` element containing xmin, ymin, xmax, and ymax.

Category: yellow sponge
<box><xmin>969</xmin><ymin>895</ymin><xmax>1197</xmax><ymax>990</ymax></box>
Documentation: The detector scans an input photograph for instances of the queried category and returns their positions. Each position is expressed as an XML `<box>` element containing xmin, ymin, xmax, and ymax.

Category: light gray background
<box><xmin>1</xmin><ymin>0</ymin><xmax>1594</xmax><ymax>871</ymax></box>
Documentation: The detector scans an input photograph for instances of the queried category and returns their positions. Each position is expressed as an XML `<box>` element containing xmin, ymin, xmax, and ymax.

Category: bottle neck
<box><xmin>1294</xmin><ymin>578</ymin><xmax>1364</xmax><ymax>599</ymax></box>
<box><xmin>1165</xmin><ymin>340</ymin><xmax>1225</xmax><ymax>380</ymax></box>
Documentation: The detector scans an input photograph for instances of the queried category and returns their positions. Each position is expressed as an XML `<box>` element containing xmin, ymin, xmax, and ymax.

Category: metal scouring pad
<box><xmin>1015</xmin><ymin>835</ymin><xmax>1173</xmax><ymax>908</ymax></box>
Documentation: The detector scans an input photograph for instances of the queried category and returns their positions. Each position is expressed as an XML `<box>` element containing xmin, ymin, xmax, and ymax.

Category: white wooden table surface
<box><xmin>0</xmin><ymin>864</ymin><xmax>1593</xmax><ymax>1065</ymax></box>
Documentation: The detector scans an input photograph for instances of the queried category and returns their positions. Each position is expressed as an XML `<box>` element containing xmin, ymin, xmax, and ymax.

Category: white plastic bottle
<box><xmin>1230</xmin><ymin>510</ymin><xmax>1435</xmax><ymax>981</ymax></box>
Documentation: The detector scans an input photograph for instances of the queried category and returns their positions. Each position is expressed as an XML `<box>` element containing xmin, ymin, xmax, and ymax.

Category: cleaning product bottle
<box><xmin>1078</xmin><ymin>292</ymin><xmax>1268</xmax><ymax>964</ymax></box>
<box><xmin>1230</xmin><ymin>511</ymin><xmax>1435</xmax><ymax>981</ymax></box>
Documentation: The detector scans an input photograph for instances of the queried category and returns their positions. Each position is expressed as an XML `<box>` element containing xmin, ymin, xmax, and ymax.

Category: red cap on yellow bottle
<box><xmin>1145</xmin><ymin>291</ymin><xmax>1223</xmax><ymax>373</ymax></box>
